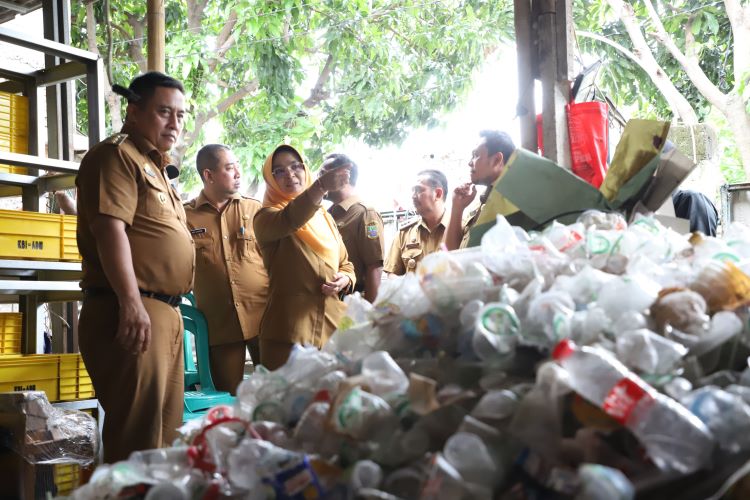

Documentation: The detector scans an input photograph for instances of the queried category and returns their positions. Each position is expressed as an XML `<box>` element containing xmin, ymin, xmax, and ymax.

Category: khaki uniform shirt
<box><xmin>76</xmin><ymin>128</ymin><xmax>194</xmax><ymax>296</ymax></box>
<box><xmin>460</xmin><ymin>201</ymin><xmax>485</xmax><ymax>249</ymax></box>
<box><xmin>184</xmin><ymin>192</ymin><xmax>269</xmax><ymax>346</ymax></box>
<box><xmin>384</xmin><ymin>210</ymin><xmax>449</xmax><ymax>275</ymax></box>
<box><xmin>328</xmin><ymin>196</ymin><xmax>384</xmax><ymax>293</ymax></box>
<box><xmin>254</xmin><ymin>189</ymin><xmax>356</xmax><ymax>347</ymax></box>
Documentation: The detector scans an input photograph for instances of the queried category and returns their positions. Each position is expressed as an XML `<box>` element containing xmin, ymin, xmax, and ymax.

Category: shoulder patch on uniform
<box><xmin>400</xmin><ymin>218</ymin><xmax>420</xmax><ymax>231</ymax></box>
<box><xmin>103</xmin><ymin>133</ymin><xmax>128</xmax><ymax>146</ymax></box>
<box><xmin>366</xmin><ymin>221</ymin><xmax>380</xmax><ymax>239</ymax></box>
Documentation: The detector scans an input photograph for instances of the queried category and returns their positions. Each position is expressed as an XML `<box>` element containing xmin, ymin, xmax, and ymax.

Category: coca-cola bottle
<box><xmin>552</xmin><ymin>339</ymin><xmax>714</xmax><ymax>474</ymax></box>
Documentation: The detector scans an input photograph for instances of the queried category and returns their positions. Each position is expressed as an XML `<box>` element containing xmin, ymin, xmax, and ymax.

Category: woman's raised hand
<box><xmin>317</xmin><ymin>159</ymin><xmax>351</xmax><ymax>193</ymax></box>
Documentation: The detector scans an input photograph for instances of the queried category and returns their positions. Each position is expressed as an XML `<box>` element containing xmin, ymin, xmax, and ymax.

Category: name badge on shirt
<box><xmin>190</xmin><ymin>228</ymin><xmax>207</xmax><ymax>236</ymax></box>
<box><xmin>406</xmin><ymin>242</ymin><xmax>421</xmax><ymax>249</ymax></box>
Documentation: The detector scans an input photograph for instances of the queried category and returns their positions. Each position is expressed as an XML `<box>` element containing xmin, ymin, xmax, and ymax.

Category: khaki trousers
<box><xmin>208</xmin><ymin>337</ymin><xmax>259</xmax><ymax>395</ymax></box>
<box><xmin>259</xmin><ymin>338</ymin><xmax>295</xmax><ymax>371</ymax></box>
<box><xmin>79</xmin><ymin>295</ymin><xmax>184</xmax><ymax>464</ymax></box>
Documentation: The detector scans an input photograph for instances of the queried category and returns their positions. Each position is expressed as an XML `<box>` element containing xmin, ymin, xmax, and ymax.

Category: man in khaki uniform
<box><xmin>321</xmin><ymin>153</ymin><xmax>384</xmax><ymax>302</ymax></box>
<box><xmin>446</xmin><ymin>130</ymin><xmax>516</xmax><ymax>250</ymax></box>
<box><xmin>75</xmin><ymin>72</ymin><xmax>193</xmax><ymax>463</ymax></box>
<box><xmin>184</xmin><ymin>144</ymin><xmax>268</xmax><ymax>394</ymax></box>
<box><xmin>384</xmin><ymin>169</ymin><xmax>449</xmax><ymax>275</ymax></box>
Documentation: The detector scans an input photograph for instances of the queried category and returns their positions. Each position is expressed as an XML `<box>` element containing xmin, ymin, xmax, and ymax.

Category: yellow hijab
<box><xmin>262</xmin><ymin>145</ymin><xmax>340</xmax><ymax>272</ymax></box>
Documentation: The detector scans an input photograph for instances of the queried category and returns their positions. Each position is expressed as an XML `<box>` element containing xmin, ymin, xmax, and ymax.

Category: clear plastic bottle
<box><xmin>443</xmin><ymin>432</ymin><xmax>497</xmax><ymax>489</ymax></box>
<box><xmin>350</xmin><ymin>460</ymin><xmax>383</xmax><ymax>492</ymax></box>
<box><xmin>361</xmin><ymin>351</ymin><xmax>409</xmax><ymax>397</ymax></box>
<box><xmin>576</xmin><ymin>463</ymin><xmax>634</xmax><ymax>500</ymax></box>
<box><xmin>552</xmin><ymin>339</ymin><xmax>714</xmax><ymax>474</ymax></box>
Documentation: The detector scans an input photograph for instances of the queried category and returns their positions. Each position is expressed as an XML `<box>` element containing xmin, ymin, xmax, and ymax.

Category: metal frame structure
<box><xmin>720</xmin><ymin>182</ymin><xmax>750</xmax><ymax>232</ymax></box>
<box><xmin>0</xmin><ymin>0</ymin><xmax>103</xmax><ymax>354</ymax></box>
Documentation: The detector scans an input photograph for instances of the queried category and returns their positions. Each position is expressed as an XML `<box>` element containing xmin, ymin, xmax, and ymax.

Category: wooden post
<box><xmin>535</xmin><ymin>0</ymin><xmax>572</xmax><ymax>169</ymax></box>
<box><xmin>514</xmin><ymin>0</ymin><xmax>537</xmax><ymax>152</ymax></box>
<box><xmin>147</xmin><ymin>0</ymin><xmax>165</xmax><ymax>72</ymax></box>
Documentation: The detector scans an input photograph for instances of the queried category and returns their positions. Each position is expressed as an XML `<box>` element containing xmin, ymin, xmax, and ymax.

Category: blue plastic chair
<box><xmin>182</xmin><ymin>294</ymin><xmax>199</xmax><ymax>389</ymax></box>
<box><xmin>183</xmin><ymin>331</ymin><xmax>199</xmax><ymax>389</ymax></box>
<box><xmin>180</xmin><ymin>301</ymin><xmax>236</xmax><ymax>421</ymax></box>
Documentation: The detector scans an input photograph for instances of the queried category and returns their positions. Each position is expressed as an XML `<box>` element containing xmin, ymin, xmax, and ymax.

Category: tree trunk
<box><xmin>605</xmin><ymin>0</ymin><xmax>699</xmax><ymax>123</ymax></box>
<box><xmin>86</xmin><ymin>1</ymin><xmax>122</xmax><ymax>132</ymax></box>
<box><xmin>723</xmin><ymin>91</ymin><xmax>750</xmax><ymax>180</ymax></box>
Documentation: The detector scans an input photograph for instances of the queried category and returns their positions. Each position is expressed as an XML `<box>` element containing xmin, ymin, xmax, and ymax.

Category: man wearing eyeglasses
<box><xmin>384</xmin><ymin>169</ymin><xmax>450</xmax><ymax>275</ymax></box>
<box><xmin>183</xmin><ymin>144</ymin><xmax>268</xmax><ymax>394</ymax></box>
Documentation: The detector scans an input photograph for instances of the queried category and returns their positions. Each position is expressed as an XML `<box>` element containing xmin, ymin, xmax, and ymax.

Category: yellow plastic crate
<box><xmin>0</xmin><ymin>312</ymin><xmax>22</xmax><ymax>355</ymax></box>
<box><xmin>59</xmin><ymin>354</ymin><xmax>94</xmax><ymax>401</ymax></box>
<box><xmin>0</xmin><ymin>354</ymin><xmax>94</xmax><ymax>402</ymax></box>
<box><xmin>0</xmin><ymin>209</ymin><xmax>80</xmax><ymax>261</ymax></box>
<box><xmin>0</xmin><ymin>92</ymin><xmax>29</xmax><ymax>174</ymax></box>
<box><xmin>0</xmin><ymin>133</ymin><xmax>28</xmax><ymax>151</ymax></box>
<box><xmin>54</xmin><ymin>463</ymin><xmax>80</xmax><ymax>496</ymax></box>
<box><xmin>0</xmin><ymin>131</ymin><xmax>28</xmax><ymax>175</ymax></box>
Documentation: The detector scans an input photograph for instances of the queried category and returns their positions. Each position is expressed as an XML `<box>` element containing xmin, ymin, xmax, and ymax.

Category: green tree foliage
<box><xmin>71</xmin><ymin>0</ymin><xmax>513</xmax><ymax>191</ymax></box>
<box><xmin>575</xmin><ymin>0</ymin><xmax>733</xmax><ymax>120</ymax></box>
<box><xmin>573</xmin><ymin>0</ymin><xmax>750</xmax><ymax>182</ymax></box>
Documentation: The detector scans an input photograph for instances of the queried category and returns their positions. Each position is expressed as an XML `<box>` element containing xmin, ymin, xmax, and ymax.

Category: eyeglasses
<box><xmin>271</xmin><ymin>162</ymin><xmax>305</xmax><ymax>178</ymax></box>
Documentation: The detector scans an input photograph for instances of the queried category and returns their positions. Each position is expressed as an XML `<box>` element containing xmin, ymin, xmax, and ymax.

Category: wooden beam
<box><xmin>147</xmin><ymin>0</ymin><xmax>165</xmax><ymax>72</ymax></box>
<box><xmin>514</xmin><ymin>0</ymin><xmax>537</xmax><ymax>151</ymax></box>
<box><xmin>535</xmin><ymin>0</ymin><xmax>572</xmax><ymax>169</ymax></box>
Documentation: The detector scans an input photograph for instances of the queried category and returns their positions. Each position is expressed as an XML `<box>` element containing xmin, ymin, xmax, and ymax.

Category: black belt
<box><xmin>83</xmin><ymin>287</ymin><xmax>182</xmax><ymax>307</ymax></box>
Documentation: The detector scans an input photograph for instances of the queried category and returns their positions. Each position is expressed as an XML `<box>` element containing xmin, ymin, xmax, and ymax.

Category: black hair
<box><xmin>112</xmin><ymin>71</ymin><xmax>185</xmax><ymax>105</ymax></box>
<box><xmin>417</xmin><ymin>169</ymin><xmax>448</xmax><ymax>199</ymax></box>
<box><xmin>480</xmin><ymin>130</ymin><xmax>515</xmax><ymax>163</ymax></box>
<box><xmin>324</xmin><ymin>153</ymin><xmax>358</xmax><ymax>186</ymax></box>
<box><xmin>196</xmin><ymin>144</ymin><xmax>231</xmax><ymax>179</ymax></box>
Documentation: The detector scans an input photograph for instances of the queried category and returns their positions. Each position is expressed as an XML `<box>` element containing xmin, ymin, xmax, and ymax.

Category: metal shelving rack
<box><xmin>0</xmin><ymin>1</ymin><xmax>103</xmax><ymax>354</ymax></box>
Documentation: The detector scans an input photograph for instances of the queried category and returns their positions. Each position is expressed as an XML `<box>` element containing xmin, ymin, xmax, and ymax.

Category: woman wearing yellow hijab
<box><xmin>253</xmin><ymin>145</ymin><xmax>356</xmax><ymax>369</ymax></box>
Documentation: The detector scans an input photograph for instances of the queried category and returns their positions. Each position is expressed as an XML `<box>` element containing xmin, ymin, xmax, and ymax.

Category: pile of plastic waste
<box><xmin>67</xmin><ymin>211</ymin><xmax>750</xmax><ymax>499</ymax></box>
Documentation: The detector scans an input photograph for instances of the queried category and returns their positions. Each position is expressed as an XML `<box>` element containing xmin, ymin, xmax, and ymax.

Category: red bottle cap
<box><xmin>552</xmin><ymin>338</ymin><xmax>576</xmax><ymax>360</ymax></box>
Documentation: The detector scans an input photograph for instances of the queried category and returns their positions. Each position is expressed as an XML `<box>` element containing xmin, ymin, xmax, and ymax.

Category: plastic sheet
<box><xmin>0</xmin><ymin>391</ymin><xmax>98</xmax><ymax>466</ymax></box>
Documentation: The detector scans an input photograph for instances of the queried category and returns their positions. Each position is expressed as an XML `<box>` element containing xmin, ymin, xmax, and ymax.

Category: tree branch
<box><xmin>217</xmin><ymin>80</ymin><xmax>259</xmax><ymax>113</ymax></box>
<box><xmin>723</xmin><ymin>0</ymin><xmax>750</xmax><ymax>89</ymax></box>
<box><xmin>577</xmin><ymin>31</ymin><xmax>647</xmax><ymax>73</ymax></box>
<box><xmin>207</xmin><ymin>10</ymin><xmax>238</xmax><ymax>73</ymax></box>
<box><xmin>724</xmin><ymin>0</ymin><xmax>744</xmax><ymax>30</ymax></box>
<box><xmin>600</xmin><ymin>0</ymin><xmax>699</xmax><ymax>123</ymax></box>
<box><xmin>186</xmin><ymin>0</ymin><xmax>209</xmax><ymax>32</ymax></box>
<box><xmin>684</xmin><ymin>14</ymin><xmax>697</xmax><ymax>60</ymax></box>
<box><xmin>303</xmin><ymin>54</ymin><xmax>334</xmax><ymax>108</ymax></box>
<box><xmin>86</xmin><ymin>1</ymin><xmax>122</xmax><ymax>131</ymax></box>
<box><xmin>216</xmin><ymin>10</ymin><xmax>237</xmax><ymax>51</ymax></box>
<box><xmin>642</xmin><ymin>0</ymin><xmax>727</xmax><ymax>110</ymax></box>
<box><xmin>125</xmin><ymin>13</ymin><xmax>147</xmax><ymax>73</ymax></box>
<box><xmin>85</xmin><ymin>1</ymin><xmax>98</xmax><ymax>55</ymax></box>
<box><xmin>182</xmin><ymin>80</ymin><xmax>260</xmax><ymax>147</ymax></box>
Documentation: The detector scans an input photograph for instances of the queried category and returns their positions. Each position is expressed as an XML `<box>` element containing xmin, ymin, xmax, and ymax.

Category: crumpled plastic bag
<box><xmin>375</xmin><ymin>273</ymin><xmax>432</xmax><ymax>319</ymax></box>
